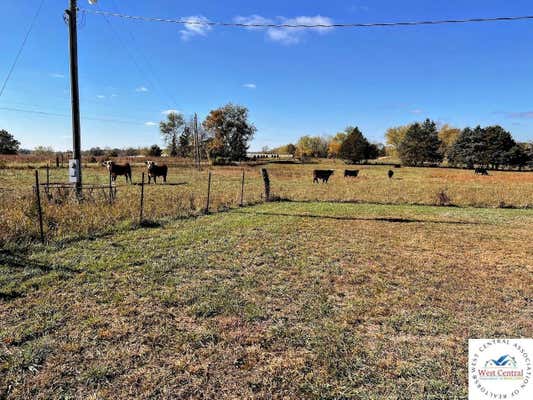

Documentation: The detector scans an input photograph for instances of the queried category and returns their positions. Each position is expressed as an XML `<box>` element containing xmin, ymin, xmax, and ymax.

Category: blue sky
<box><xmin>1</xmin><ymin>0</ymin><xmax>533</xmax><ymax>151</ymax></box>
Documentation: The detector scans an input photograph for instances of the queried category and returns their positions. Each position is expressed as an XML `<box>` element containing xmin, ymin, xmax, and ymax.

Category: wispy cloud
<box><xmin>161</xmin><ymin>109</ymin><xmax>180</xmax><ymax>115</ymax></box>
<box><xmin>503</xmin><ymin>111</ymin><xmax>533</xmax><ymax>119</ymax></box>
<box><xmin>96</xmin><ymin>95</ymin><xmax>106</xmax><ymax>99</ymax></box>
<box><xmin>234</xmin><ymin>15</ymin><xmax>273</xmax><ymax>30</ymax></box>
<box><xmin>144</xmin><ymin>121</ymin><xmax>158</xmax><ymax>127</ymax></box>
<box><xmin>180</xmin><ymin>16</ymin><xmax>212</xmax><ymax>41</ymax></box>
<box><xmin>233</xmin><ymin>15</ymin><xmax>334</xmax><ymax>45</ymax></box>
<box><xmin>243</xmin><ymin>83</ymin><xmax>257</xmax><ymax>89</ymax></box>
<box><xmin>410</xmin><ymin>109</ymin><xmax>424</xmax><ymax>115</ymax></box>
<box><xmin>50</xmin><ymin>73</ymin><xmax>65</xmax><ymax>79</ymax></box>
<box><xmin>135</xmin><ymin>86</ymin><xmax>149</xmax><ymax>93</ymax></box>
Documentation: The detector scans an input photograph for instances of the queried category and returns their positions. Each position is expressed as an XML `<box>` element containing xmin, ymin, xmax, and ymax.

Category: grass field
<box><xmin>1</xmin><ymin>201</ymin><xmax>532</xmax><ymax>399</ymax></box>
<box><xmin>1</xmin><ymin>160</ymin><xmax>533</xmax><ymax>244</ymax></box>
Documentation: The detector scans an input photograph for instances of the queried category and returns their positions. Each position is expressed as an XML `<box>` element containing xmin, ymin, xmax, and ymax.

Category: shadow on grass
<box><xmin>0</xmin><ymin>249</ymin><xmax>78</xmax><ymax>273</ymax></box>
<box><xmin>230</xmin><ymin>210</ymin><xmax>487</xmax><ymax>226</ymax></box>
<box><xmin>131</xmin><ymin>181</ymin><xmax>187</xmax><ymax>186</ymax></box>
<box><xmin>0</xmin><ymin>249</ymin><xmax>79</xmax><ymax>301</ymax></box>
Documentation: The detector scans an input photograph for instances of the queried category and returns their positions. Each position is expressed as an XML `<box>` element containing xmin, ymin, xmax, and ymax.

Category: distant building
<box><xmin>247</xmin><ymin>152</ymin><xmax>293</xmax><ymax>159</ymax></box>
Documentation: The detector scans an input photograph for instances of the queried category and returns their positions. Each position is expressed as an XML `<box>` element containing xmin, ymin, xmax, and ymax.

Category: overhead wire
<box><xmin>79</xmin><ymin>9</ymin><xmax>533</xmax><ymax>29</ymax></box>
<box><xmin>0</xmin><ymin>0</ymin><xmax>46</xmax><ymax>98</ymax></box>
<box><xmin>0</xmin><ymin>106</ymin><xmax>147</xmax><ymax>126</ymax></box>
<box><xmin>110</xmin><ymin>0</ymin><xmax>179</xmax><ymax>108</ymax></box>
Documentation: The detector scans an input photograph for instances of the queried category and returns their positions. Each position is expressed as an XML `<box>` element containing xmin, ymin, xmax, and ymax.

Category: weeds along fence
<box><xmin>1</xmin><ymin>164</ymin><xmax>532</xmax><ymax>244</ymax></box>
<box><xmin>0</xmin><ymin>168</ymin><xmax>265</xmax><ymax>245</ymax></box>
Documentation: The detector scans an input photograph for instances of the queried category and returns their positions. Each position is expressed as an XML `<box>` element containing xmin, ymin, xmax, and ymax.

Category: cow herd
<box><xmin>102</xmin><ymin>161</ymin><xmax>167</xmax><ymax>184</ymax></box>
<box><xmin>312</xmin><ymin>169</ymin><xmax>395</xmax><ymax>183</ymax></box>
<box><xmin>101</xmin><ymin>161</ymin><xmax>490</xmax><ymax>186</ymax></box>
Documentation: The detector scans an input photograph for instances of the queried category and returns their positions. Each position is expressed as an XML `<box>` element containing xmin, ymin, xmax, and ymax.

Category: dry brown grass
<box><xmin>1</xmin><ymin>202</ymin><xmax>532</xmax><ymax>398</ymax></box>
<box><xmin>1</xmin><ymin>160</ymin><xmax>532</xmax><ymax>244</ymax></box>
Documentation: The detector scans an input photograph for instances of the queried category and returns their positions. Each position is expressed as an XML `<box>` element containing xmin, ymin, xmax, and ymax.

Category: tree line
<box><xmin>386</xmin><ymin>119</ymin><xmax>532</xmax><ymax>169</ymax></box>
<box><xmin>2</xmin><ymin>112</ymin><xmax>532</xmax><ymax>169</ymax></box>
<box><xmin>270</xmin><ymin>119</ymin><xmax>531</xmax><ymax>169</ymax></box>
<box><xmin>0</xmin><ymin>103</ymin><xmax>257</xmax><ymax>163</ymax></box>
<box><xmin>270</xmin><ymin>127</ymin><xmax>386</xmax><ymax>163</ymax></box>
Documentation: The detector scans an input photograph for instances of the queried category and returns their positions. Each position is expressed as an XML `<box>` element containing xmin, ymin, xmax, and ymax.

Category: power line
<box><xmin>0</xmin><ymin>0</ymin><xmax>46</xmax><ymax>98</ymax></box>
<box><xmin>0</xmin><ymin>106</ymin><xmax>147</xmax><ymax>126</ymax></box>
<box><xmin>95</xmin><ymin>3</ymin><xmax>179</xmax><ymax>111</ymax></box>
<box><xmin>79</xmin><ymin>9</ymin><xmax>533</xmax><ymax>29</ymax></box>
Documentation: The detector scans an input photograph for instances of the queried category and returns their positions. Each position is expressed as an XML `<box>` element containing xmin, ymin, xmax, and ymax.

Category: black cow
<box><xmin>103</xmin><ymin>161</ymin><xmax>132</xmax><ymax>183</ymax></box>
<box><xmin>474</xmin><ymin>167</ymin><xmax>489</xmax><ymax>176</ymax></box>
<box><xmin>313</xmin><ymin>170</ymin><xmax>334</xmax><ymax>183</ymax></box>
<box><xmin>388</xmin><ymin>170</ymin><xmax>394</xmax><ymax>179</ymax></box>
<box><xmin>344</xmin><ymin>170</ymin><xmax>359</xmax><ymax>178</ymax></box>
<box><xmin>145</xmin><ymin>161</ymin><xmax>168</xmax><ymax>184</ymax></box>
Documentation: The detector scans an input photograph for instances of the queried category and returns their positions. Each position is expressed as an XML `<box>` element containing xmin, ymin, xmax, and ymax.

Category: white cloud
<box><xmin>235</xmin><ymin>15</ymin><xmax>334</xmax><ymax>45</ymax></box>
<box><xmin>161</xmin><ymin>109</ymin><xmax>180</xmax><ymax>115</ymax></box>
<box><xmin>111</xmin><ymin>94</ymin><xmax>118</xmax><ymax>98</ymax></box>
<box><xmin>144</xmin><ymin>121</ymin><xmax>158</xmax><ymax>127</ymax></box>
<box><xmin>234</xmin><ymin>15</ymin><xmax>273</xmax><ymax>30</ymax></box>
<box><xmin>50</xmin><ymin>73</ymin><xmax>65</xmax><ymax>79</ymax></box>
<box><xmin>96</xmin><ymin>95</ymin><xmax>106</xmax><ymax>99</ymax></box>
<box><xmin>243</xmin><ymin>83</ymin><xmax>256</xmax><ymax>89</ymax></box>
<box><xmin>180</xmin><ymin>16</ymin><xmax>212</xmax><ymax>41</ymax></box>
<box><xmin>136</xmin><ymin>86</ymin><xmax>149</xmax><ymax>93</ymax></box>
<box><xmin>410</xmin><ymin>109</ymin><xmax>424</xmax><ymax>114</ymax></box>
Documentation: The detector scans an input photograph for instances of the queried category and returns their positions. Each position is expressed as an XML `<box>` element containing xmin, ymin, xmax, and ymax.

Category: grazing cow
<box><xmin>474</xmin><ymin>167</ymin><xmax>489</xmax><ymax>176</ymax></box>
<box><xmin>388</xmin><ymin>170</ymin><xmax>394</xmax><ymax>179</ymax></box>
<box><xmin>103</xmin><ymin>161</ymin><xmax>132</xmax><ymax>183</ymax></box>
<box><xmin>145</xmin><ymin>161</ymin><xmax>168</xmax><ymax>184</ymax></box>
<box><xmin>344</xmin><ymin>169</ymin><xmax>359</xmax><ymax>178</ymax></box>
<box><xmin>313</xmin><ymin>170</ymin><xmax>334</xmax><ymax>183</ymax></box>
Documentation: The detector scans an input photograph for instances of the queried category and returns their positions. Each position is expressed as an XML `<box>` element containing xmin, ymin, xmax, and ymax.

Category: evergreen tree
<box><xmin>398</xmin><ymin>119</ymin><xmax>443</xmax><ymax>166</ymax></box>
<box><xmin>339</xmin><ymin>127</ymin><xmax>378</xmax><ymax>163</ymax></box>
<box><xmin>0</xmin><ymin>130</ymin><xmax>20</xmax><ymax>154</ymax></box>
<box><xmin>449</xmin><ymin>125</ymin><xmax>518</xmax><ymax>169</ymax></box>
<box><xmin>448</xmin><ymin>127</ymin><xmax>480</xmax><ymax>168</ymax></box>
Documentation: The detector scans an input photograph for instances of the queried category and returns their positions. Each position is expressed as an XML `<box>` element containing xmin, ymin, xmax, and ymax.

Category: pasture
<box><xmin>1</xmin><ymin>159</ymin><xmax>532</xmax><ymax>244</ymax></box>
<box><xmin>1</xmin><ymin>202</ymin><xmax>532</xmax><ymax>398</ymax></box>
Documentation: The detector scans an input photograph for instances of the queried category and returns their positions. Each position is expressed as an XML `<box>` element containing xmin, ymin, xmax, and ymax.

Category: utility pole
<box><xmin>66</xmin><ymin>0</ymin><xmax>82</xmax><ymax>196</ymax></box>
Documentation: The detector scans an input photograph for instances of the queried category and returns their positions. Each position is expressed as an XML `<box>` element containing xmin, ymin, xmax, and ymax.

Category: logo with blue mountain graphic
<box><xmin>484</xmin><ymin>354</ymin><xmax>517</xmax><ymax>368</ymax></box>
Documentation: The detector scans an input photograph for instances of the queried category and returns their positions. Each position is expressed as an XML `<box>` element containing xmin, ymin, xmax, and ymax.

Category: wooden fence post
<box><xmin>109</xmin><ymin>170</ymin><xmax>113</xmax><ymax>204</ymax></box>
<box><xmin>139</xmin><ymin>172</ymin><xmax>145</xmax><ymax>224</ymax></box>
<box><xmin>261</xmin><ymin>168</ymin><xmax>270</xmax><ymax>202</ymax></box>
<box><xmin>239</xmin><ymin>169</ymin><xmax>245</xmax><ymax>207</ymax></box>
<box><xmin>45</xmin><ymin>164</ymin><xmax>50</xmax><ymax>198</ymax></box>
<box><xmin>205</xmin><ymin>171</ymin><xmax>212</xmax><ymax>214</ymax></box>
<box><xmin>34</xmin><ymin>170</ymin><xmax>45</xmax><ymax>244</ymax></box>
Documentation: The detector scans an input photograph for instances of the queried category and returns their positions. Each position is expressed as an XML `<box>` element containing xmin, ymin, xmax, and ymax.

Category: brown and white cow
<box><xmin>103</xmin><ymin>161</ymin><xmax>132</xmax><ymax>184</ymax></box>
<box><xmin>145</xmin><ymin>161</ymin><xmax>168</xmax><ymax>184</ymax></box>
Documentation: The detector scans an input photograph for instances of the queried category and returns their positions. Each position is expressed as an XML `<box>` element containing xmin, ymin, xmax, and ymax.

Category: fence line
<box><xmin>2</xmin><ymin>166</ymin><xmax>531</xmax><ymax>245</ymax></box>
<box><xmin>34</xmin><ymin>170</ymin><xmax>45</xmax><ymax>244</ymax></box>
